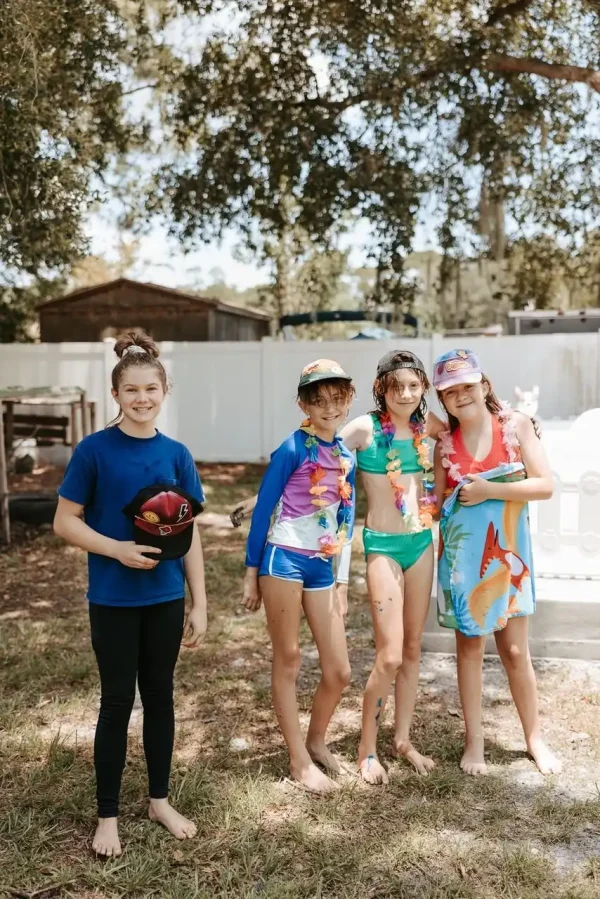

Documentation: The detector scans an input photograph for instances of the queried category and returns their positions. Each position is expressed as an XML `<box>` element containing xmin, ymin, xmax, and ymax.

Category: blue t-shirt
<box><xmin>58</xmin><ymin>427</ymin><xmax>204</xmax><ymax>607</ymax></box>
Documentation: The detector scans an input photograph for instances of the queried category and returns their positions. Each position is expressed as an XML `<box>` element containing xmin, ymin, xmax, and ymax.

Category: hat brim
<box><xmin>298</xmin><ymin>372</ymin><xmax>353</xmax><ymax>388</ymax></box>
<box><xmin>134</xmin><ymin>520</ymin><xmax>195</xmax><ymax>561</ymax></box>
<box><xmin>436</xmin><ymin>372</ymin><xmax>482</xmax><ymax>391</ymax></box>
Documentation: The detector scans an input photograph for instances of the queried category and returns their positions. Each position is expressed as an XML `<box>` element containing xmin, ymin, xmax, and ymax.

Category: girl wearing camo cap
<box><xmin>433</xmin><ymin>348</ymin><xmax>561</xmax><ymax>777</ymax></box>
<box><xmin>234</xmin><ymin>350</ymin><xmax>447</xmax><ymax>786</ymax></box>
<box><xmin>241</xmin><ymin>359</ymin><xmax>357</xmax><ymax>794</ymax></box>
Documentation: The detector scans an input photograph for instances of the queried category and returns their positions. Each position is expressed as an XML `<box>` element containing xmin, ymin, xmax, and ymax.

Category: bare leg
<box><xmin>261</xmin><ymin>576</ymin><xmax>335</xmax><ymax>793</ymax></box>
<box><xmin>392</xmin><ymin>544</ymin><xmax>435</xmax><ymax>775</ymax></box>
<box><xmin>358</xmin><ymin>554</ymin><xmax>405</xmax><ymax>785</ymax></box>
<box><xmin>495</xmin><ymin>617</ymin><xmax>562</xmax><ymax>775</ymax></box>
<box><xmin>456</xmin><ymin>631</ymin><xmax>488</xmax><ymax>775</ymax></box>
<box><xmin>303</xmin><ymin>585</ymin><xmax>351</xmax><ymax>774</ymax></box>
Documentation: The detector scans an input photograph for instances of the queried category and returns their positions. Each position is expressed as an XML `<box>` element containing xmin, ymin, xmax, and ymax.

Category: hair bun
<box><xmin>114</xmin><ymin>331</ymin><xmax>159</xmax><ymax>360</ymax></box>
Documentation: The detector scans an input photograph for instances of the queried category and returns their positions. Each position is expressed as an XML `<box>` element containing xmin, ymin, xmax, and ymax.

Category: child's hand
<box><xmin>115</xmin><ymin>542</ymin><xmax>161</xmax><ymax>569</ymax></box>
<box><xmin>230</xmin><ymin>496</ymin><xmax>257</xmax><ymax>528</ymax></box>
<box><xmin>459</xmin><ymin>474</ymin><xmax>492</xmax><ymax>506</ymax></box>
<box><xmin>336</xmin><ymin>582</ymin><xmax>348</xmax><ymax>616</ymax></box>
<box><xmin>241</xmin><ymin>569</ymin><xmax>262</xmax><ymax>612</ymax></box>
<box><xmin>182</xmin><ymin>605</ymin><xmax>207</xmax><ymax>648</ymax></box>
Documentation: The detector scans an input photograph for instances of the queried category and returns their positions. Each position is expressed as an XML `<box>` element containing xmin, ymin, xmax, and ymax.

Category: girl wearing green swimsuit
<box><xmin>231</xmin><ymin>351</ymin><xmax>444</xmax><ymax>784</ymax></box>
<box><xmin>336</xmin><ymin>351</ymin><xmax>443</xmax><ymax>783</ymax></box>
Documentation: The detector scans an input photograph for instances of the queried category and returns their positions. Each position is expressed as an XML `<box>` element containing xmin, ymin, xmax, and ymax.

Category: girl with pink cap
<box><xmin>433</xmin><ymin>349</ymin><xmax>561</xmax><ymax>777</ymax></box>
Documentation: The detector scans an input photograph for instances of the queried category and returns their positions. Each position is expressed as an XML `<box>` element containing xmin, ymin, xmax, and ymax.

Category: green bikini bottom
<box><xmin>363</xmin><ymin>527</ymin><xmax>433</xmax><ymax>572</ymax></box>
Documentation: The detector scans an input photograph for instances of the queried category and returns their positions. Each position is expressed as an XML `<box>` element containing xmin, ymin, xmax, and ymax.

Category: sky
<box><xmin>85</xmin><ymin>204</ymin><xmax>443</xmax><ymax>291</ymax></box>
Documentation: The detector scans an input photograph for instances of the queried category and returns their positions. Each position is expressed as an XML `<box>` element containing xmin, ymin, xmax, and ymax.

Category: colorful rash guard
<box><xmin>245</xmin><ymin>429</ymin><xmax>356</xmax><ymax>567</ymax></box>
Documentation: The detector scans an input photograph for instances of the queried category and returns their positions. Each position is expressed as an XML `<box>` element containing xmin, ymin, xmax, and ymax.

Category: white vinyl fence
<box><xmin>1</xmin><ymin>333</ymin><xmax>599</xmax><ymax>462</ymax></box>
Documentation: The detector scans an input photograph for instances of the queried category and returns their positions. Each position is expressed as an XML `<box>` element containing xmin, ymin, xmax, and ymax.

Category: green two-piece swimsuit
<box><xmin>356</xmin><ymin>413</ymin><xmax>432</xmax><ymax>571</ymax></box>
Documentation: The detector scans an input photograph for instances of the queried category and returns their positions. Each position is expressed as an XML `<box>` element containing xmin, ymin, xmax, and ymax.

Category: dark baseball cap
<box><xmin>376</xmin><ymin>350</ymin><xmax>426</xmax><ymax>378</ymax></box>
<box><xmin>122</xmin><ymin>484</ymin><xmax>203</xmax><ymax>561</ymax></box>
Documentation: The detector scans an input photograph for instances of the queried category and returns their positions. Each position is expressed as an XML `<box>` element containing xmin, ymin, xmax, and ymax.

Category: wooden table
<box><xmin>0</xmin><ymin>386</ymin><xmax>96</xmax><ymax>545</ymax></box>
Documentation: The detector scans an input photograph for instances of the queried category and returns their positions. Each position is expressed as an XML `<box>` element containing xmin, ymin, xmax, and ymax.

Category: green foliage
<box><xmin>0</xmin><ymin>1</ymin><xmax>139</xmax><ymax>275</ymax></box>
<box><xmin>0</xmin><ymin>276</ymin><xmax>67</xmax><ymax>342</ymax></box>
<box><xmin>149</xmin><ymin>0</ymin><xmax>600</xmax><ymax>315</ymax></box>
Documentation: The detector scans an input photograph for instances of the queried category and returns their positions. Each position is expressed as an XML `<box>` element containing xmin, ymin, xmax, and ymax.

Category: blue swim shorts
<box><xmin>258</xmin><ymin>544</ymin><xmax>335</xmax><ymax>591</ymax></box>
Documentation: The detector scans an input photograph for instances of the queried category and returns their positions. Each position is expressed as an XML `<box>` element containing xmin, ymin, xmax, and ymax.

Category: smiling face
<box><xmin>298</xmin><ymin>380</ymin><xmax>354</xmax><ymax>433</ymax></box>
<box><xmin>439</xmin><ymin>380</ymin><xmax>488</xmax><ymax>423</ymax></box>
<box><xmin>372</xmin><ymin>367</ymin><xmax>429</xmax><ymax>421</ymax></box>
<box><xmin>112</xmin><ymin>365</ymin><xmax>166</xmax><ymax>427</ymax></box>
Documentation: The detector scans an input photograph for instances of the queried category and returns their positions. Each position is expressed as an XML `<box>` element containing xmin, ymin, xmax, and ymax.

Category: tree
<box><xmin>0</xmin><ymin>275</ymin><xmax>68</xmax><ymax>343</ymax></box>
<box><xmin>0</xmin><ymin>1</ymin><xmax>143</xmax><ymax>277</ymax></box>
<box><xmin>149</xmin><ymin>0</ymin><xmax>600</xmax><ymax>315</ymax></box>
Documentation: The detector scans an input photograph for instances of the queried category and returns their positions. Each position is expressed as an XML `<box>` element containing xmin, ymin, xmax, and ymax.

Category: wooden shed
<box><xmin>38</xmin><ymin>277</ymin><xmax>273</xmax><ymax>342</ymax></box>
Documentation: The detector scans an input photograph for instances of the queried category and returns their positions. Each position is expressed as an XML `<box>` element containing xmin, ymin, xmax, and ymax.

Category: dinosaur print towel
<box><xmin>437</xmin><ymin>462</ymin><xmax>535</xmax><ymax>636</ymax></box>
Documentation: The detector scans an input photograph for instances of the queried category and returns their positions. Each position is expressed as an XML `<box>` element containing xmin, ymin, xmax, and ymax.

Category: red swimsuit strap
<box><xmin>447</xmin><ymin>416</ymin><xmax>514</xmax><ymax>487</ymax></box>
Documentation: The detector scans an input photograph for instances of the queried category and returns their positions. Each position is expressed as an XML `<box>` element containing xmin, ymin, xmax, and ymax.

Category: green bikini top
<box><xmin>356</xmin><ymin>413</ymin><xmax>422</xmax><ymax>475</ymax></box>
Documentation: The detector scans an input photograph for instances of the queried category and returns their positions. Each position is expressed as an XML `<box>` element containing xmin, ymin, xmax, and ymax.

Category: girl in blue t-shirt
<box><xmin>54</xmin><ymin>332</ymin><xmax>207</xmax><ymax>858</ymax></box>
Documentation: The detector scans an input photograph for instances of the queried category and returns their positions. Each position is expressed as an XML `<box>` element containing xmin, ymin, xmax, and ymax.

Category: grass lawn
<box><xmin>1</xmin><ymin>463</ymin><xmax>599</xmax><ymax>899</ymax></box>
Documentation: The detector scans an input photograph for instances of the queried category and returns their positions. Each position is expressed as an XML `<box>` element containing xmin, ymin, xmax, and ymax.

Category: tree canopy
<box><xmin>3</xmin><ymin>1</ymin><xmax>600</xmax><ymax>337</ymax></box>
<box><xmin>151</xmin><ymin>0</ymin><xmax>600</xmax><ymax>309</ymax></box>
<box><xmin>0</xmin><ymin>0</ymin><xmax>142</xmax><ymax>275</ymax></box>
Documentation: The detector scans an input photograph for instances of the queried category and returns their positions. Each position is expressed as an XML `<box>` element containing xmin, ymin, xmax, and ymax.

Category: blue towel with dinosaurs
<box><xmin>437</xmin><ymin>462</ymin><xmax>535</xmax><ymax>636</ymax></box>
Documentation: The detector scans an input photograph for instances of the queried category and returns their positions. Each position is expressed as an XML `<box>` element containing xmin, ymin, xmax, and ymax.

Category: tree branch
<box><xmin>486</xmin><ymin>1</ymin><xmax>536</xmax><ymax>27</ymax></box>
<box><xmin>121</xmin><ymin>83</ymin><xmax>158</xmax><ymax>97</ymax></box>
<box><xmin>484</xmin><ymin>53</ymin><xmax>600</xmax><ymax>92</ymax></box>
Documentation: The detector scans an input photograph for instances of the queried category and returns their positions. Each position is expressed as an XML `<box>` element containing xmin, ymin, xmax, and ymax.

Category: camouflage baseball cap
<box><xmin>298</xmin><ymin>358</ymin><xmax>352</xmax><ymax>389</ymax></box>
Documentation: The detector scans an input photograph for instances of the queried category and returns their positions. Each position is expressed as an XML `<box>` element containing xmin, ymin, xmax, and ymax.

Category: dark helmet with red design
<box><xmin>122</xmin><ymin>484</ymin><xmax>203</xmax><ymax>560</ymax></box>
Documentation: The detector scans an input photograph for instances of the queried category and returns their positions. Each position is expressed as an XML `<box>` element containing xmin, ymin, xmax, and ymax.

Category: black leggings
<box><xmin>89</xmin><ymin>598</ymin><xmax>185</xmax><ymax>818</ymax></box>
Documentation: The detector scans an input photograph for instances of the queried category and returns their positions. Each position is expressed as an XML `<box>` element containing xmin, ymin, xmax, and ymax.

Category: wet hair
<box><xmin>107</xmin><ymin>331</ymin><xmax>168</xmax><ymax>427</ymax></box>
<box><xmin>297</xmin><ymin>378</ymin><xmax>356</xmax><ymax>407</ymax></box>
<box><xmin>372</xmin><ymin>354</ymin><xmax>430</xmax><ymax>425</ymax></box>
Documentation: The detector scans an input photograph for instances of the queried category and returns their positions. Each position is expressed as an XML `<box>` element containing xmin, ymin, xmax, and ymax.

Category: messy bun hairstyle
<box><xmin>107</xmin><ymin>331</ymin><xmax>168</xmax><ymax>427</ymax></box>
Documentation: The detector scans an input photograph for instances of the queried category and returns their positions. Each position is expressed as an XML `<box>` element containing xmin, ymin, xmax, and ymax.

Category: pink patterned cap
<box><xmin>433</xmin><ymin>349</ymin><xmax>483</xmax><ymax>391</ymax></box>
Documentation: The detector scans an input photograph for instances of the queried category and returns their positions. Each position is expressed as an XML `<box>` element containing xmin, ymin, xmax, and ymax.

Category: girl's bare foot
<box><xmin>290</xmin><ymin>760</ymin><xmax>338</xmax><ymax>794</ymax></box>
<box><xmin>148</xmin><ymin>799</ymin><xmax>197</xmax><ymax>839</ymax></box>
<box><xmin>358</xmin><ymin>753</ymin><xmax>389</xmax><ymax>785</ymax></box>
<box><xmin>92</xmin><ymin>817</ymin><xmax>122</xmax><ymax>858</ymax></box>
<box><xmin>392</xmin><ymin>738</ymin><xmax>436</xmax><ymax>776</ymax></box>
<box><xmin>527</xmin><ymin>739</ymin><xmax>562</xmax><ymax>775</ymax></box>
<box><xmin>460</xmin><ymin>736</ymin><xmax>488</xmax><ymax>776</ymax></box>
<box><xmin>306</xmin><ymin>739</ymin><xmax>342</xmax><ymax>774</ymax></box>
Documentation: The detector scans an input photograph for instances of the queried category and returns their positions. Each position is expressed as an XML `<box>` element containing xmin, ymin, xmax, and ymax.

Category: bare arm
<box><xmin>182</xmin><ymin>523</ymin><xmax>208</xmax><ymax>646</ymax></box>
<box><xmin>230</xmin><ymin>494</ymin><xmax>258</xmax><ymax>526</ymax></box>
<box><xmin>486</xmin><ymin>415</ymin><xmax>553</xmax><ymax>501</ymax></box>
<box><xmin>460</xmin><ymin>415</ymin><xmax>553</xmax><ymax>506</ymax></box>
<box><xmin>53</xmin><ymin>496</ymin><xmax>160</xmax><ymax>568</ymax></box>
<box><xmin>433</xmin><ymin>443</ymin><xmax>448</xmax><ymax>521</ymax></box>
<box><xmin>338</xmin><ymin>414</ymin><xmax>373</xmax><ymax>452</ymax></box>
<box><xmin>426</xmin><ymin>411</ymin><xmax>446</xmax><ymax>441</ymax></box>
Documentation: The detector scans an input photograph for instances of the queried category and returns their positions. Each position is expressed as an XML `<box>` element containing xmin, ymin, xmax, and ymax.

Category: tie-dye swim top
<box><xmin>245</xmin><ymin>429</ymin><xmax>356</xmax><ymax>566</ymax></box>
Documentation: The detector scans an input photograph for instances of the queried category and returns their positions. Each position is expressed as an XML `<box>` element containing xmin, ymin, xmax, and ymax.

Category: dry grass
<box><xmin>1</xmin><ymin>464</ymin><xmax>599</xmax><ymax>898</ymax></box>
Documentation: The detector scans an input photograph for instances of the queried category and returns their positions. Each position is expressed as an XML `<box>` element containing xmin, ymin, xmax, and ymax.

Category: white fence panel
<box><xmin>156</xmin><ymin>342</ymin><xmax>264</xmax><ymax>463</ymax></box>
<box><xmin>432</xmin><ymin>333</ymin><xmax>599</xmax><ymax>419</ymax></box>
<box><xmin>532</xmin><ymin>470</ymin><xmax>600</xmax><ymax>579</ymax></box>
<box><xmin>1</xmin><ymin>334</ymin><xmax>599</xmax><ymax>461</ymax></box>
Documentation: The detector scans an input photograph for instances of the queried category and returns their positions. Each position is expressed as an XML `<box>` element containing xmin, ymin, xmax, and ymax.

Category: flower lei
<box><xmin>300</xmin><ymin>418</ymin><xmax>353</xmax><ymax>557</ymax></box>
<box><xmin>378</xmin><ymin>411</ymin><xmax>437</xmax><ymax>531</ymax></box>
<box><xmin>439</xmin><ymin>401</ymin><xmax>520</xmax><ymax>483</ymax></box>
